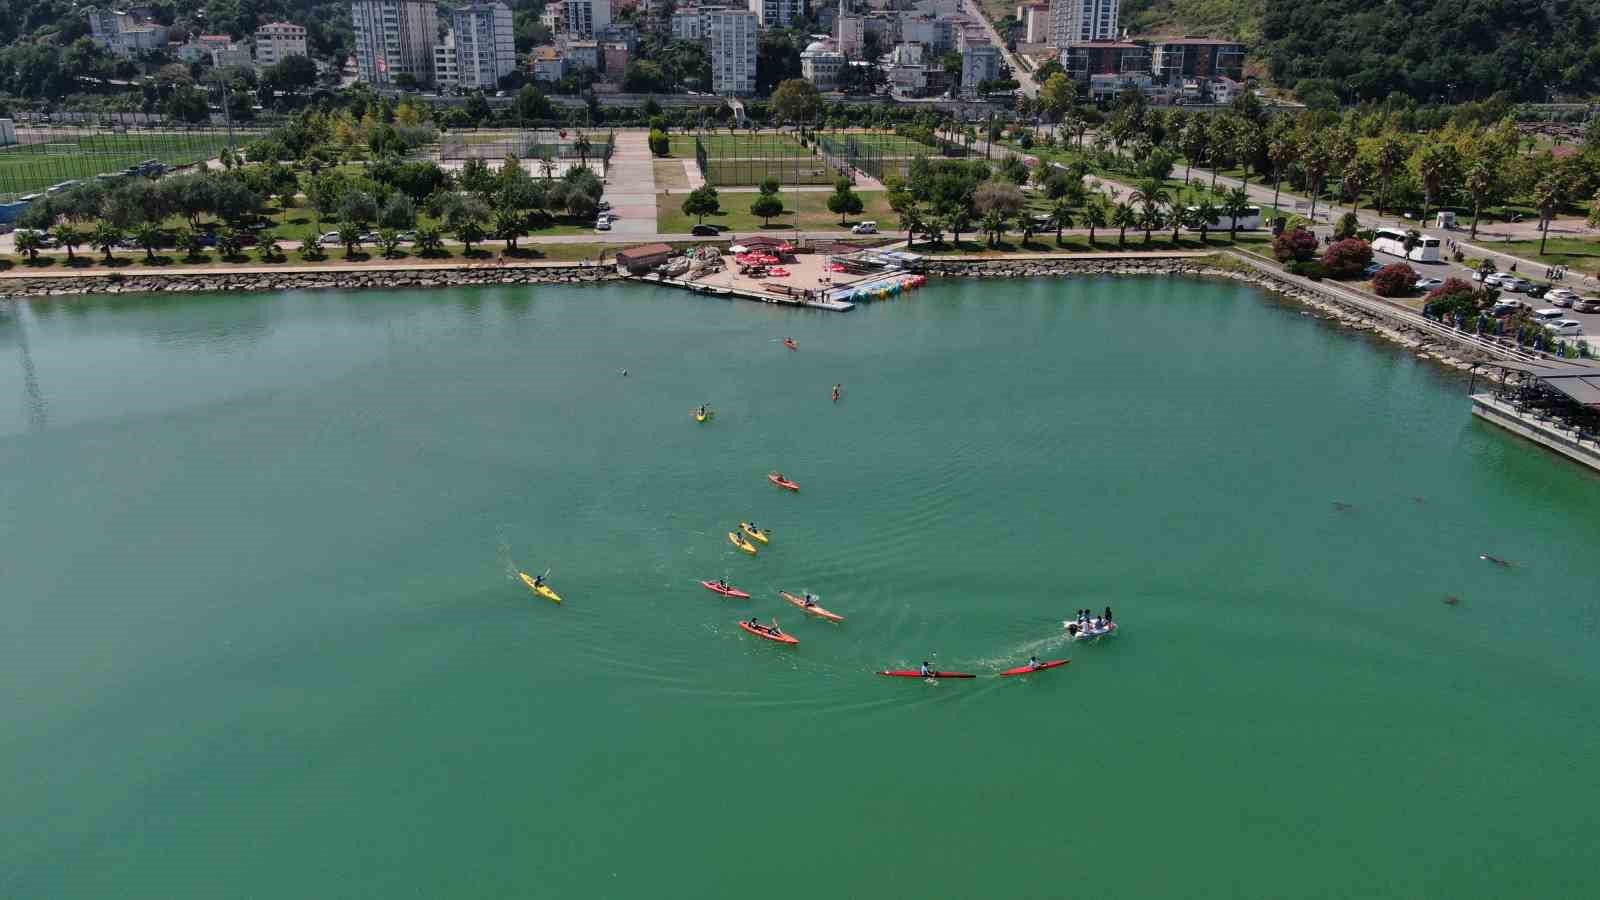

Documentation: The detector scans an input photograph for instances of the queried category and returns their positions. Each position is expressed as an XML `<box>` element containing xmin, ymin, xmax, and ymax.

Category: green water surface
<box><xmin>2</xmin><ymin>278</ymin><xmax>1598</xmax><ymax>897</ymax></box>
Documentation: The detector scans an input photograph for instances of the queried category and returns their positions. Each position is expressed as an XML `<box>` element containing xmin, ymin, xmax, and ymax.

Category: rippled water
<box><xmin>3</xmin><ymin>279</ymin><xmax>1598</xmax><ymax>897</ymax></box>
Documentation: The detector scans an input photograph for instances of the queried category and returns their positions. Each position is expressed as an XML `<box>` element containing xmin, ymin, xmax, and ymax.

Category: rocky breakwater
<box><xmin>923</xmin><ymin>254</ymin><xmax>1517</xmax><ymax>374</ymax></box>
<box><xmin>0</xmin><ymin>264</ymin><xmax>620</xmax><ymax>298</ymax></box>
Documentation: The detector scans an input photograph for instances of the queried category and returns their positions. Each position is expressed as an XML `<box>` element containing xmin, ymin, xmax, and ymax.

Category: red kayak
<box><xmin>878</xmin><ymin>670</ymin><xmax>975</xmax><ymax>679</ymax></box>
<box><xmin>783</xmin><ymin>339</ymin><xmax>798</xmax><ymax>351</ymax></box>
<box><xmin>999</xmin><ymin>659</ymin><xmax>1070</xmax><ymax>677</ymax></box>
<box><xmin>739</xmin><ymin>621</ymin><xmax>799</xmax><ymax>644</ymax></box>
<box><xmin>701</xmin><ymin>580</ymin><xmax>750</xmax><ymax>599</ymax></box>
<box><xmin>768</xmin><ymin>473</ymin><xmax>800</xmax><ymax>491</ymax></box>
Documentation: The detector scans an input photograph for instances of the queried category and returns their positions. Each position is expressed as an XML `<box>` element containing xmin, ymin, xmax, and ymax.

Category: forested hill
<box><xmin>1122</xmin><ymin>0</ymin><xmax>1600</xmax><ymax>103</ymax></box>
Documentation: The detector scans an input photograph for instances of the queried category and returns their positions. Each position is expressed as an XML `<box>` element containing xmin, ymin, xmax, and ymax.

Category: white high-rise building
<box><xmin>1049</xmin><ymin>0</ymin><xmax>1119</xmax><ymax>48</ymax></box>
<box><xmin>352</xmin><ymin>0</ymin><xmax>439</xmax><ymax>86</ymax></box>
<box><xmin>451</xmin><ymin>2</ymin><xmax>517</xmax><ymax>90</ymax></box>
<box><xmin>564</xmin><ymin>0</ymin><xmax>612</xmax><ymax>38</ymax></box>
<box><xmin>254</xmin><ymin>21</ymin><xmax>308</xmax><ymax>68</ymax></box>
<box><xmin>747</xmin><ymin>0</ymin><xmax>802</xmax><ymax>28</ymax></box>
<box><xmin>704</xmin><ymin>7</ymin><xmax>758</xmax><ymax>96</ymax></box>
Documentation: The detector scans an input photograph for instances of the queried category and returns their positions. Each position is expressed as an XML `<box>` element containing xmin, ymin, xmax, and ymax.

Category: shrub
<box><xmin>648</xmin><ymin>128</ymin><xmax>669</xmax><ymax>157</ymax></box>
<box><xmin>1273</xmin><ymin>226</ymin><xmax>1319</xmax><ymax>262</ymax></box>
<box><xmin>1320</xmin><ymin>238</ymin><xmax>1373</xmax><ymax>278</ymax></box>
<box><xmin>1333</xmin><ymin>211</ymin><xmax>1361</xmax><ymax>239</ymax></box>
<box><xmin>1287</xmin><ymin>260</ymin><xmax>1328</xmax><ymax>280</ymax></box>
<box><xmin>1423</xmin><ymin>278</ymin><xmax>1493</xmax><ymax>320</ymax></box>
<box><xmin>1372</xmin><ymin>263</ymin><xmax>1418</xmax><ymax>297</ymax></box>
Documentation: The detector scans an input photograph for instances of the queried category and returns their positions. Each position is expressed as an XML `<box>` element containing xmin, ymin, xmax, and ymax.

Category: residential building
<box><xmin>1151</xmin><ymin>38</ymin><xmax>1245</xmax><ymax>84</ymax></box>
<box><xmin>886</xmin><ymin>42</ymin><xmax>928</xmax><ymax>96</ymax></box>
<box><xmin>541</xmin><ymin>2</ymin><xmax>564</xmax><ymax>31</ymax></box>
<box><xmin>801</xmin><ymin>39</ymin><xmax>845</xmax><ymax>91</ymax></box>
<box><xmin>1049</xmin><ymin>0</ymin><xmax>1119</xmax><ymax>48</ymax></box>
<box><xmin>84</xmin><ymin>6</ymin><xmax>169</xmax><ymax>57</ymax></box>
<box><xmin>211</xmin><ymin>43</ymin><xmax>254</xmax><ymax>69</ymax></box>
<box><xmin>434</xmin><ymin>30</ymin><xmax>461</xmax><ymax>90</ymax></box>
<box><xmin>563</xmin><ymin>39</ymin><xmax>601</xmax><ymax>72</ymax></box>
<box><xmin>254</xmin><ymin>22</ymin><xmax>308</xmax><ymax>68</ymax></box>
<box><xmin>1087</xmin><ymin>71</ymin><xmax>1153</xmax><ymax>103</ymax></box>
<box><xmin>176</xmin><ymin>35</ymin><xmax>231</xmax><ymax>64</ymax></box>
<box><xmin>602</xmin><ymin>42</ymin><xmax>630</xmax><ymax>76</ymax></box>
<box><xmin>596</xmin><ymin>22</ymin><xmax>640</xmax><ymax>52</ymax></box>
<box><xmin>352</xmin><ymin>0</ymin><xmax>439</xmax><ymax>87</ymax></box>
<box><xmin>532</xmin><ymin>45</ymin><xmax>567</xmax><ymax>82</ymax></box>
<box><xmin>564</xmin><ymin>0</ymin><xmax>612</xmax><ymax>38</ymax></box>
<box><xmin>451</xmin><ymin>2</ymin><xmax>517</xmax><ymax>90</ymax></box>
<box><xmin>704</xmin><ymin>7</ymin><xmax>758</xmax><ymax>95</ymax></box>
<box><xmin>1209</xmin><ymin>75</ymin><xmax>1240</xmax><ymax>105</ymax></box>
<box><xmin>960</xmin><ymin>41</ymin><xmax>1000</xmax><ymax>96</ymax></box>
<box><xmin>747</xmin><ymin>0</ymin><xmax>802</xmax><ymax>28</ymax></box>
<box><xmin>671</xmin><ymin>8</ymin><xmax>705</xmax><ymax>40</ymax></box>
<box><xmin>1018</xmin><ymin>3</ymin><xmax>1049</xmax><ymax>44</ymax></box>
<box><xmin>1060</xmin><ymin>40</ymin><xmax>1145</xmax><ymax>81</ymax></box>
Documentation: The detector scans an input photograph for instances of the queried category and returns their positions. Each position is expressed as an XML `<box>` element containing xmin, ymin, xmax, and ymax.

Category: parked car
<box><xmin>1414</xmin><ymin>277</ymin><xmax>1445</xmax><ymax>290</ymax></box>
<box><xmin>594</xmin><ymin>219</ymin><xmax>611</xmax><ymax>231</ymax></box>
<box><xmin>851</xmin><ymin>221</ymin><xmax>879</xmax><ymax>234</ymax></box>
<box><xmin>690</xmin><ymin>224</ymin><xmax>719</xmax><ymax>236</ymax></box>
<box><xmin>1475</xmin><ymin>270</ymin><xmax>1511</xmax><ymax>285</ymax></box>
<box><xmin>1548</xmin><ymin>319</ymin><xmax>1584</xmax><ymax>336</ymax></box>
<box><xmin>597</xmin><ymin>200</ymin><xmax>611</xmax><ymax>211</ymax></box>
<box><xmin>1362</xmin><ymin>262</ymin><xmax>1383</xmax><ymax>277</ymax></box>
<box><xmin>1574</xmin><ymin>297</ymin><xmax>1600</xmax><ymax>313</ymax></box>
<box><xmin>1490</xmin><ymin>299</ymin><xmax>1526</xmax><ymax>316</ymax></box>
<box><xmin>1546</xmin><ymin>288</ymin><xmax>1579</xmax><ymax>307</ymax></box>
<box><xmin>1532</xmin><ymin>308</ymin><xmax>1565</xmax><ymax>324</ymax></box>
<box><xmin>1500</xmin><ymin>277</ymin><xmax>1533</xmax><ymax>293</ymax></box>
<box><xmin>319</xmin><ymin>231</ymin><xmax>343</xmax><ymax>244</ymax></box>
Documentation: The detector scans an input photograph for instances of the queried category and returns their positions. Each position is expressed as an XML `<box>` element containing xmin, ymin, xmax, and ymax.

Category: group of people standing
<box><xmin>1545</xmin><ymin>265</ymin><xmax>1571</xmax><ymax>280</ymax></box>
<box><xmin>1065</xmin><ymin>607</ymin><xmax>1114</xmax><ymax>637</ymax></box>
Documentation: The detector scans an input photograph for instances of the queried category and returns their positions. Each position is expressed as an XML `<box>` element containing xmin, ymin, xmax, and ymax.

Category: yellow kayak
<box><xmin>519</xmin><ymin>572</ymin><xmax>562</xmax><ymax>604</ymax></box>
<box><xmin>694</xmin><ymin>409</ymin><xmax>715</xmax><ymax>422</ymax></box>
<box><xmin>728</xmin><ymin>531</ymin><xmax>758</xmax><ymax>555</ymax></box>
<box><xmin>740</xmin><ymin>522</ymin><xmax>770</xmax><ymax>544</ymax></box>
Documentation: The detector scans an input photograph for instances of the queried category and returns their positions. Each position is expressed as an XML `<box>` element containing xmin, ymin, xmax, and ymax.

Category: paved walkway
<box><xmin>603</xmin><ymin>131</ymin><xmax>659</xmax><ymax>239</ymax></box>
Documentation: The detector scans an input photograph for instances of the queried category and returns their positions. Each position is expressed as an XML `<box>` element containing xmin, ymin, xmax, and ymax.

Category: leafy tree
<box><xmin>1533</xmin><ymin>176</ymin><xmax>1564</xmax><ymax>255</ymax></box>
<box><xmin>51</xmin><ymin>224</ymin><xmax>78</xmax><ymax>261</ymax></box>
<box><xmin>340</xmin><ymin>191</ymin><xmax>378</xmax><ymax>230</ymax></box>
<box><xmin>1372</xmin><ymin>263</ymin><xmax>1419</xmax><ymax>297</ymax></box>
<box><xmin>1413</xmin><ymin>142</ymin><xmax>1461</xmax><ymax>225</ymax></box>
<box><xmin>377</xmin><ymin>229</ymin><xmax>404</xmax><ymax>259</ymax></box>
<box><xmin>217</xmin><ymin>229</ymin><xmax>246</xmax><ymax>260</ymax></box>
<box><xmin>648</xmin><ymin>128</ymin><xmax>670</xmax><ymax>157</ymax></box>
<box><xmin>174</xmin><ymin>229</ymin><xmax>203</xmax><ymax>261</ymax></box>
<box><xmin>455</xmin><ymin>219</ymin><xmax>486</xmax><ymax>254</ymax></box>
<box><xmin>759</xmin><ymin>176</ymin><xmax>781</xmax><ymax>197</ymax></box>
<box><xmin>973</xmin><ymin>180</ymin><xmax>1026</xmax><ymax>221</ymax></box>
<box><xmin>623</xmin><ymin>61</ymin><xmax>670</xmax><ymax>94</ymax></box>
<box><xmin>1373</xmin><ymin>136</ymin><xmax>1407</xmax><ymax>217</ymax></box>
<box><xmin>415</xmin><ymin>226</ymin><xmax>445</xmax><ymax>257</ymax></box>
<box><xmin>495</xmin><ymin>209</ymin><xmax>527</xmax><ymax>250</ymax></box>
<box><xmin>1038</xmin><ymin>73</ymin><xmax>1076</xmax><ymax>122</ymax></box>
<box><xmin>299</xmin><ymin>234</ymin><xmax>325</xmax><ymax>261</ymax></box>
<box><xmin>827</xmin><ymin>178</ymin><xmax>863</xmax><ymax>225</ymax></box>
<box><xmin>1320</xmin><ymin>238</ymin><xmax>1374</xmax><ymax>278</ymax></box>
<box><xmin>379</xmin><ymin>195</ymin><xmax>416</xmax><ymax>231</ymax></box>
<box><xmin>770</xmin><ymin>79</ymin><xmax>821</xmax><ymax>126</ymax></box>
<box><xmin>981</xmin><ymin>209</ymin><xmax>1006</xmax><ymax>248</ymax></box>
<box><xmin>1273</xmin><ymin>226</ymin><xmax>1319</xmax><ymax>263</ymax></box>
<box><xmin>1464</xmin><ymin>158</ymin><xmax>1499</xmax><ymax>239</ymax></box>
<box><xmin>750</xmin><ymin>193</ymin><xmax>785</xmax><ymax>226</ymax></box>
<box><xmin>681</xmin><ymin>186</ymin><xmax>721</xmax><ymax>223</ymax></box>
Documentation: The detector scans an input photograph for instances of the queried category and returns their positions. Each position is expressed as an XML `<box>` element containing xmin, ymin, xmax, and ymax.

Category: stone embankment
<box><xmin>922</xmin><ymin>255</ymin><xmax>1514</xmax><ymax>376</ymax></box>
<box><xmin>0</xmin><ymin>264</ymin><xmax>619</xmax><ymax>298</ymax></box>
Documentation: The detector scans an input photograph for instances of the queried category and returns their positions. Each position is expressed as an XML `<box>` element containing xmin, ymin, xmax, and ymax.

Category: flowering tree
<box><xmin>1372</xmin><ymin>263</ymin><xmax>1419</xmax><ymax>297</ymax></box>
<box><xmin>1272</xmin><ymin>226</ymin><xmax>1319</xmax><ymax>262</ymax></box>
<box><xmin>1320</xmin><ymin>238</ymin><xmax>1373</xmax><ymax>278</ymax></box>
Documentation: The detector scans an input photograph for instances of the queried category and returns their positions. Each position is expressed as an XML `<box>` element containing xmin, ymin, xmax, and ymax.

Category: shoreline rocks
<box><xmin>0</xmin><ymin>264</ymin><xmax>620</xmax><ymax>298</ymax></box>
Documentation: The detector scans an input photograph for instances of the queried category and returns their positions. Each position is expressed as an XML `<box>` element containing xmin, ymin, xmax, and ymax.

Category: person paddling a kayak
<box><xmin>831</xmin><ymin>384</ymin><xmax>841</xmax><ymax>402</ymax></box>
<box><xmin>532</xmin><ymin>573</ymin><xmax>546</xmax><ymax>588</ymax></box>
<box><xmin>1103</xmin><ymin>606</ymin><xmax>1114</xmax><ymax>623</ymax></box>
<box><xmin>1028</xmin><ymin>656</ymin><xmax>1042</xmax><ymax>670</ymax></box>
<box><xmin>802</xmin><ymin>592</ymin><xmax>818</xmax><ymax>608</ymax></box>
<box><xmin>919</xmin><ymin>661</ymin><xmax>933</xmax><ymax>677</ymax></box>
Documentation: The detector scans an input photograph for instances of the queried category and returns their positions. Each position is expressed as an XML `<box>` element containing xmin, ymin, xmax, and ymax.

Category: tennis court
<box><xmin>695</xmin><ymin>132</ymin><xmax>839</xmax><ymax>186</ymax></box>
<box><xmin>817</xmin><ymin>133</ymin><xmax>944</xmax><ymax>182</ymax></box>
<box><xmin>0</xmin><ymin>129</ymin><xmax>242</xmax><ymax>199</ymax></box>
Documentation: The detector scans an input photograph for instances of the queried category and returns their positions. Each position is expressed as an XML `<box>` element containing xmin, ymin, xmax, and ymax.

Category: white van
<box><xmin>851</xmin><ymin>221</ymin><xmax>878</xmax><ymax>234</ymax></box>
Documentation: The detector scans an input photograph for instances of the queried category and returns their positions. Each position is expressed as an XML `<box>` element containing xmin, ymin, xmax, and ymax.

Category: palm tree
<box><xmin>217</xmin><ymin>229</ymin><xmax>245</xmax><ymax>260</ymax></box>
<box><xmin>256</xmin><ymin>229</ymin><xmax>279</xmax><ymax>262</ymax></box>
<box><xmin>415</xmin><ymin>226</ymin><xmax>445</xmax><ymax>257</ymax></box>
<box><xmin>1534</xmin><ymin>176</ymin><xmax>1563</xmax><ymax>256</ymax></box>
<box><xmin>1194</xmin><ymin>197</ymin><xmax>1219</xmax><ymax>245</ymax></box>
<box><xmin>174</xmin><ymin>229</ymin><xmax>203</xmax><ymax>261</ymax></box>
<box><xmin>1051</xmin><ymin>200</ymin><xmax>1074</xmax><ymax>244</ymax></box>
<box><xmin>1416</xmin><ymin>142</ymin><xmax>1460</xmax><ymax>228</ymax></box>
<box><xmin>1221</xmin><ymin>187</ymin><xmax>1251</xmax><ymax>241</ymax></box>
<box><xmin>1301</xmin><ymin>136</ymin><xmax>1332</xmax><ymax>223</ymax></box>
<box><xmin>337</xmin><ymin>221</ymin><xmax>363</xmax><ymax>257</ymax></box>
<box><xmin>299</xmin><ymin>234</ymin><xmax>324</xmax><ymax>261</ymax></box>
<box><xmin>92</xmin><ymin>225</ymin><xmax>125</xmax><ymax>264</ymax></box>
<box><xmin>377</xmin><ymin>229</ymin><xmax>403</xmax><ymax>259</ymax></box>
<box><xmin>1112</xmin><ymin>201</ymin><xmax>1136</xmax><ymax>246</ymax></box>
<box><xmin>1180</xmin><ymin>117</ymin><xmax>1208</xmax><ymax>185</ymax></box>
<box><xmin>51</xmin><ymin>224</ymin><xmax>79</xmax><ymax>261</ymax></box>
<box><xmin>1340</xmin><ymin>158</ymin><xmax>1371</xmax><ymax>213</ymax></box>
<box><xmin>573</xmin><ymin>134</ymin><xmax>592</xmax><ymax>169</ymax></box>
<box><xmin>14</xmin><ymin>229</ymin><xmax>42</xmax><ymax>262</ymax></box>
<box><xmin>1130</xmin><ymin>181</ymin><xmax>1169</xmax><ymax>244</ymax></box>
<box><xmin>539</xmin><ymin>153</ymin><xmax>556</xmax><ymax>181</ymax></box>
<box><xmin>1374</xmin><ymin>135</ymin><xmax>1406</xmax><ymax>217</ymax></box>
<box><xmin>1268</xmin><ymin>137</ymin><xmax>1293</xmax><ymax>214</ymax></box>
<box><xmin>1083</xmin><ymin>199</ymin><xmax>1107</xmax><ymax>245</ymax></box>
<box><xmin>1464</xmin><ymin>158</ymin><xmax>1497</xmax><ymax>239</ymax></box>
<box><xmin>981</xmin><ymin>210</ymin><xmax>1005</xmax><ymax>248</ymax></box>
<box><xmin>132</xmin><ymin>222</ymin><xmax>163</xmax><ymax>261</ymax></box>
<box><xmin>897</xmin><ymin>203</ymin><xmax>924</xmax><ymax>249</ymax></box>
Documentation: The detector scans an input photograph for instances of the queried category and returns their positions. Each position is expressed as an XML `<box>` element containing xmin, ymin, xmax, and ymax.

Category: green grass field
<box><xmin>820</xmin><ymin>133</ymin><xmax>939</xmax><ymax>155</ymax></box>
<box><xmin>0</xmin><ymin>132</ymin><xmax>238</xmax><ymax>197</ymax></box>
<box><xmin>657</xmin><ymin>190</ymin><xmax>893</xmax><ymax>233</ymax></box>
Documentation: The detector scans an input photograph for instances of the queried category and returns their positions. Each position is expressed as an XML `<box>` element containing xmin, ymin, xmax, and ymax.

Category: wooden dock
<box><xmin>633</xmin><ymin>273</ymin><xmax>855</xmax><ymax>312</ymax></box>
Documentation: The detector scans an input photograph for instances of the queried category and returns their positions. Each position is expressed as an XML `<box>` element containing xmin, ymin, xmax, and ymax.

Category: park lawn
<box><xmin>656</xmin><ymin>189</ymin><xmax>893</xmax><ymax>233</ymax></box>
<box><xmin>679</xmin><ymin>132</ymin><xmax>813</xmax><ymax>159</ymax></box>
<box><xmin>1491</xmin><ymin>236</ymin><xmax>1600</xmax><ymax>277</ymax></box>
<box><xmin>654</xmin><ymin>159</ymin><xmax>691</xmax><ymax>190</ymax></box>
<box><xmin>820</xmin><ymin>133</ymin><xmax>940</xmax><ymax>155</ymax></box>
<box><xmin>915</xmin><ymin>231</ymin><xmax>1271</xmax><ymax>255</ymax></box>
<box><xmin>0</xmin><ymin>131</ymin><xmax>235</xmax><ymax>196</ymax></box>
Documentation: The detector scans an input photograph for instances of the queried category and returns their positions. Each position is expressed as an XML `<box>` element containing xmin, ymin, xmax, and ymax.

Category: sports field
<box><xmin>818</xmin><ymin>133</ymin><xmax>943</xmax><ymax>181</ymax></box>
<box><xmin>0</xmin><ymin>131</ymin><xmax>239</xmax><ymax>198</ymax></box>
<box><xmin>694</xmin><ymin>131</ymin><xmax>836</xmax><ymax>186</ymax></box>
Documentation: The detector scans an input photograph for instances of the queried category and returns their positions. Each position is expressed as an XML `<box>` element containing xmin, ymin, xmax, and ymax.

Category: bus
<box><xmin>1372</xmin><ymin>227</ymin><xmax>1441</xmax><ymax>263</ymax></box>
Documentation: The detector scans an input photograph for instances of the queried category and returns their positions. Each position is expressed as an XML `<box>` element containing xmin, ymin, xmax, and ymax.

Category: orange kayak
<box><xmin>768</xmin><ymin>473</ymin><xmax>799</xmax><ymax>491</ymax></box>
<box><xmin>739</xmin><ymin>621</ymin><xmax>798</xmax><ymax>645</ymax></box>
<box><xmin>779</xmin><ymin>591</ymin><xmax>844</xmax><ymax>622</ymax></box>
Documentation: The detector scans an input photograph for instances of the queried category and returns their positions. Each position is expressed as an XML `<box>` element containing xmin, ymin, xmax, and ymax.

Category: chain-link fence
<box><xmin>693</xmin><ymin>131</ymin><xmax>837</xmax><ymax>186</ymax></box>
<box><xmin>0</xmin><ymin>126</ymin><xmax>252</xmax><ymax>200</ymax></box>
<box><xmin>438</xmin><ymin>130</ymin><xmax>615</xmax><ymax>166</ymax></box>
<box><xmin>817</xmin><ymin>133</ymin><xmax>945</xmax><ymax>183</ymax></box>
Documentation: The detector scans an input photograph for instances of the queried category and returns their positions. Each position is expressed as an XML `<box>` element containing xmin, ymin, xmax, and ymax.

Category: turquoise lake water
<box><xmin>2</xmin><ymin>277</ymin><xmax>1598</xmax><ymax>897</ymax></box>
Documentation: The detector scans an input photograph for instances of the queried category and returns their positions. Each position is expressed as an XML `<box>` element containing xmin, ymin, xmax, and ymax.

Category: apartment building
<box><xmin>352</xmin><ymin>0</ymin><xmax>439</xmax><ymax>86</ymax></box>
<box><xmin>450</xmin><ymin>2</ymin><xmax>517</xmax><ymax>90</ymax></box>
<box><xmin>747</xmin><ymin>0</ymin><xmax>803</xmax><ymax>28</ymax></box>
<box><xmin>532</xmin><ymin>46</ymin><xmax>567</xmax><ymax>82</ymax></box>
<box><xmin>255</xmin><ymin>22</ymin><xmax>308</xmax><ymax>68</ymax></box>
<box><xmin>434</xmin><ymin>30</ymin><xmax>461</xmax><ymax>90</ymax></box>
<box><xmin>704</xmin><ymin>7</ymin><xmax>758</xmax><ymax>96</ymax></box>
<box><xmin>84</xmin><ymin>6</ymin><xmax>170</xmax><ymax>57</ymax></box>
<box><xmin>564</xmin><ymin>0</ymin><xmax>612</xmax><ymax>38</ymax></box>
<box><xmin>960</xmin><ymin>39</ymin><xmax>1000</xmax><ymax>96</ymax></box>
<box><xmin>1048</xmin><ymin>0</ymin><xmax>1119</xmax><ymax>48</ymax></box>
